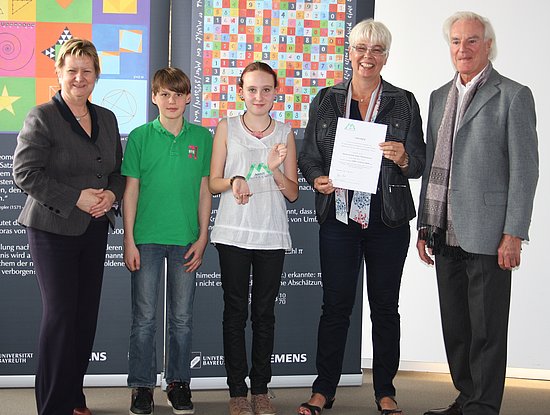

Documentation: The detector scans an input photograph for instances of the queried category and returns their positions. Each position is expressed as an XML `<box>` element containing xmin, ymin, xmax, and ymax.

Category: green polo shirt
<box><xmin>122</xmin><ymin>117</ymin><xmax>212</xmax><ymax>246</ymax></box>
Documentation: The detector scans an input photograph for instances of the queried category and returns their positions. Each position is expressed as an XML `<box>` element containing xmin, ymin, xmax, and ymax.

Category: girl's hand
<box><xmin>268</xmin><ymin>143</ymin><xmax>287</xmax><ymax>171</ymax></box>
<box><xmin>232</xmin><ymin>177</ymin><xmax>252</xmax><ymax>205</ymax></box>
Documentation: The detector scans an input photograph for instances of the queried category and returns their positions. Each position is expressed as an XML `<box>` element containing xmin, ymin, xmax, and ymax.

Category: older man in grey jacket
<box><xmin>417</xmin><ymin>11</ymin><xmax>538</xmax><ymax>415</ymax></box>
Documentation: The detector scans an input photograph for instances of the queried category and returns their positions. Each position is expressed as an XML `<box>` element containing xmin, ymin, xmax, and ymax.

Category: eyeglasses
<box><xmin>351</xmin><ymin>45</ymin><xmax>387</xmax><ymax>56</ymax></box>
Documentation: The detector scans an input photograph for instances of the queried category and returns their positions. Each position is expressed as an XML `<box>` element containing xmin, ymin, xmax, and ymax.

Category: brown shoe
<box><xmin>251</xmin><ymin>394</ymin><xmax>276</xmax><ymax>415</ymax></box>
<box><xmin>73</xmin><ymin>408</ymin><xmax>92</xmax><ymax>415</ymax></box>
<box><xmin>229</xmin><ymin>397</ymin><xmax>253</xmax><ymax>415</ymax></box>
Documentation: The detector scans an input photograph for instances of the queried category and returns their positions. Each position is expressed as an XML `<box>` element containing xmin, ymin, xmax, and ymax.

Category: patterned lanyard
<box><xmin>345</xmin><ymin>80</ymin><xmax>382</xmax><ymax>121</ymax></box>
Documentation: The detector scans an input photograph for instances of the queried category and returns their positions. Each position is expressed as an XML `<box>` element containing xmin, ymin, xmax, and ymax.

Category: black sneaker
<box><xmin>130</xmin><ymin>387</ymin><xmax>154</xmax><ymax>415</ymax></box>
<box><xmin>167</xmin><ymin>382</ymin><xmax>194</xmax><ymax>414</ymax></box>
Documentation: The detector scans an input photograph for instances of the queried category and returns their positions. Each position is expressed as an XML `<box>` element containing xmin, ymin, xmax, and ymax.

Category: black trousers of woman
<box><xmin>216</xmin><ymin>243</ymin><xmax>285</xmax><ymax>397</ymax></box>
<box><xmin>28</xmin><ymin>219</ymin><xmax>109</xmax><ymax>415</ymax></box>
<box><xmin>312</xmin><ymin>198</ymin><xmax>410</xmax><ymax>401</ymax></box>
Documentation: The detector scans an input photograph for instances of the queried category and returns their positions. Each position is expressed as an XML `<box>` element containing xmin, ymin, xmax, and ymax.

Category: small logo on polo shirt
<box><xmin>188</xmin><ymin>145</ymin><xmax>198</xmax><ymax>159</ymax></box>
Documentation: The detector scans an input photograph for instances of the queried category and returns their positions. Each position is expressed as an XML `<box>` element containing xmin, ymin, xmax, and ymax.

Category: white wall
<box><xmin>360</xmin><ymin>0</ymin><xmax>550</xmax><ymax>379</ymax></box>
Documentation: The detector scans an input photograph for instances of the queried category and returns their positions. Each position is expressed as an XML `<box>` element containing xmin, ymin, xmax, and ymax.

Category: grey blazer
<box><xmin>13</xmin><ymin>92</ymin><xmax>125</xmax><ymax>236</ymax></box>
<box><xmin>418</xmin><ymin>68</ymin><xmax>539</xmax><ymax>255</ymax></box>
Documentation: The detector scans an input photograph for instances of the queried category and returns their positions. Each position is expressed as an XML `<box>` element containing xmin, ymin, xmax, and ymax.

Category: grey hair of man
<box><xmin>349</xmin><ymin>18</ymin><xmax>392</xmax><ymax>54</ymax></box>
<box><xmin>443</xmin><ymin>11</ymin><xmax>497</xmax><ymax>60</ymax></box>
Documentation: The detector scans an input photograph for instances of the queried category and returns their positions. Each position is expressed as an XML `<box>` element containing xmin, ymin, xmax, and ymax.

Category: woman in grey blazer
<box><xmin>12</xmin><ymin>39</ymin><xmax>124</xmax><ymax>415</ymax></box>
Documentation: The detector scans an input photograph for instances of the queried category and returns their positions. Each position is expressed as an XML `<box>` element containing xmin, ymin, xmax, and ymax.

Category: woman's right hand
<box><xmin>76</xmin><ymin>188</ymin><xmax>103</xmax><ymax>214</ymax></box>
<box><xmin>314</xmin><ymin>176</ymin><xmax>335</xmax><ymax>194</ymax></box>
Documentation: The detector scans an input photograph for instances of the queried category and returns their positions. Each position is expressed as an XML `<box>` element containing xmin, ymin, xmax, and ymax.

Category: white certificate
<box><xmin>329</xmin><ymin>117</ymin><xmax>387</xmax><ymax>194</ymax></box>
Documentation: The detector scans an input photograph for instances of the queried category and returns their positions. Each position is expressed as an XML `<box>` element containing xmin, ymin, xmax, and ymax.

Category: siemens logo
<box><xmin>271</xmin><ymin>353</ymin><xmax>307</xmax><ymax>364</ymax></box>
<box><xmin>89</xmin><ymin>352</ymin><xmax>107</xmax><ymax>362</ymax></box>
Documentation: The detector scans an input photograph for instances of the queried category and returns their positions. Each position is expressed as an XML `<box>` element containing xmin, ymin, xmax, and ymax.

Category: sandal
<box><xmin>298</xmin><ymin>402</ymin><xmax>322</xmax><ymax>415</ymax></box>
<box><xmin>297</xmin><ymin>394</ymin><xmax>335</xmax><ymax>415</ymax></box>
<box><xmin>375</xmin><ymin>396</ymin><xmax>402</xmax><ymax>415</ymax></box>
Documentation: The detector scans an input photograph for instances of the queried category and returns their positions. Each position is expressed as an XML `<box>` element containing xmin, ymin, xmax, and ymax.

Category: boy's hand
<box><xmin>124</xmin><ymin>242</ymin><xmax>141</xmax><ymax>271</ymax></box>
<box><xmin>184</xmin><ymin>238</ymin><xmax>207</xmax><ymax>272</ymax></box>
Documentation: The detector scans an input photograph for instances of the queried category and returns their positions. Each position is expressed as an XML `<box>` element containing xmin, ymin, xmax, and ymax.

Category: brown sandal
<box><xmin>375</xmin><ymin>396</ymin><xmax>402</xmax><ymax>415</ymax></box>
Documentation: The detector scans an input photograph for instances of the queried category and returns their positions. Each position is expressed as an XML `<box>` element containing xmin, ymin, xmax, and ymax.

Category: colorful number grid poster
<box><xmin>0</xmin><ymin>0</ymin><xmax>150</xmax><ymax>135</ymax></box>
<box><xmin>192</xmin><ymin>0</ymin><xmax>355</xmax><ymax>129</ymax></box>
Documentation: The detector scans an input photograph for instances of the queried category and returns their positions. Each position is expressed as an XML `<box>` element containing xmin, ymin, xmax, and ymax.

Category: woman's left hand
<box><xmin>380</xmin><ymin>141</ymin><xmax>407</xmax><ymax>165</ymax></box>
<box><xmin>89</xmin><ymin>189</ymin><xmax>116</xmax><ymax>218</ymax></box>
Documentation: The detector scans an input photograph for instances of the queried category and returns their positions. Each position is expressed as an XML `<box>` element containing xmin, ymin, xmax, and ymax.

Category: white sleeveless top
<box><xmin>211</xmin><ymin>116</ymin><xmax>292</xmax><ymax>250</ymax></box>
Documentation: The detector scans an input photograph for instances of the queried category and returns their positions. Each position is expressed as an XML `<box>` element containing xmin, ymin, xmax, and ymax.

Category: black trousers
<box><xmin>313</xmin><ymin>212</ymin><xmax>410</xmax><ymax>400</ymax></box>
<box><xmin>435</xmin><ymin>253</ymin><xmax>512</xmax><ymax>415</ymax></box>
<box><xmin>215</xmin><ymin>243</ymin><xmax>285</xmax><ymax>397</ymax></box>
<box><xmin>28</xmin><ymin>220</ymin><xmax>109</xmax><ymax>415</ymax></box>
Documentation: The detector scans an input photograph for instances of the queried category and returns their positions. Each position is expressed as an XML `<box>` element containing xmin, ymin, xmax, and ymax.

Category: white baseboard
<box><xmin>362</xmin><ymin>358</ymin><xmax>550</xmax><ymax>380</ymax></box>
<box><xmin>0</xmin><ymin>373</ymin><xmax>364</xmax><ymax>389</ymax></box>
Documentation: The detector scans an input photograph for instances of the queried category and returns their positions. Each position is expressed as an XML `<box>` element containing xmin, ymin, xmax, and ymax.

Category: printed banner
<box><xmin>1</xmin><ymin>0</ymin><xmax>373</xmax><ymax>387</ymax></box>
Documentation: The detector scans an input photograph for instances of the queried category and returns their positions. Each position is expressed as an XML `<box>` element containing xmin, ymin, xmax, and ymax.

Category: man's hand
<box><xmin>497</xmin><ymin>234</ymin><xmax>522</xmax><ymax>270</ymax></box>
<box><xmin>417</xmin><ymin>234</ymin><xmax>434</xmax><ymax>265</ymax></box>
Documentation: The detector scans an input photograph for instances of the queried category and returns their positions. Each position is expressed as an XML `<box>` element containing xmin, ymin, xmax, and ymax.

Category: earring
<box><xmin>239</xmin><ymin>95</ymin><xmax>244</xmax><ymax>100</ymax></box>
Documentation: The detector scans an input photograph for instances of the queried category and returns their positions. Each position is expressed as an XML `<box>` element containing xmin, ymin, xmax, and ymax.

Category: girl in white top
<box><xmin>209</xmin><ymin>62</ymin><xmax>298</xmax><ymax>415</ymax></box>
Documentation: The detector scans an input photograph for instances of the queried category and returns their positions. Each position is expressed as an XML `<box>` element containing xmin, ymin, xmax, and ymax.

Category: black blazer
<box><xmin>13</xmin><ymin>92</ymin><xmax>125</xmax><ymax>236</ymax></box>
<box><xmin>298</xmin><ymin>78</ymin><xmax>426</xmax><ymax>226</ymax></box>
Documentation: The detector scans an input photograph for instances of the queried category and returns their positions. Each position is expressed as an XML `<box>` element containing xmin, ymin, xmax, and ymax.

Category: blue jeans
<box><xmin>127</xmin><ymin>244</ymin><xmax>196</xmax><ymax>388</ymax></box>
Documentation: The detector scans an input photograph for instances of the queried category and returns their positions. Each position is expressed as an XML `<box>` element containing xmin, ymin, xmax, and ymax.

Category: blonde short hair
<box><xmin>55</xmin><ymin>38</ymin><xmax>101</xmax><ymax>77</ymax></box>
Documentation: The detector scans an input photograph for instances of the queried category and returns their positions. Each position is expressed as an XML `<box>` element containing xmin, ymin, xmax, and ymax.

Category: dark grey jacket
<box><xmin>13</xmin><ymin>92</ymin><xmax>124</xmax><ymax>236</ymax></box>
<box><xmin>298</xmin><ymin>78</ymin><xmax>425</xmax><ymax>226</ymax></box>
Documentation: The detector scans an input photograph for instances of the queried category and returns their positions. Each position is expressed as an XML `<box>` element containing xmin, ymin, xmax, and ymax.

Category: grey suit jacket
<box><xmin>13</xmin><ymin>92</ymin><xmax>125</xmax><ymax>236</ymax></box>
<box><xmin>418</xmin><ymin>68</ymin><xmax>539</xmax><ymax>255</ymax></box>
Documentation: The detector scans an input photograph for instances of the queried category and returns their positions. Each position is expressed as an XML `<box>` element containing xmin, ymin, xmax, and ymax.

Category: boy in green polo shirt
<box><xmin>122</xmin><ymin>67</ymin><xmax>212</xmax><ymax>415</ymax></box>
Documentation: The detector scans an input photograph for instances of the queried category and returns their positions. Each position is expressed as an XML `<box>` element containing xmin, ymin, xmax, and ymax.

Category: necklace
<box><xmin>353</xmin><ymin>80</ymin><xmax>381</xmax><ymax>104</ymax></box>
<box><xmin>355</xmin><ymin>95</ymin><xmax>372</xmax><ymax>104</ymax></box>
<box><xmin>241</xmin><ymin>113</ymin><xmax>272</xmax><ymax>138</ymax></box>
<box><xmin>75</xmin><ymin>108</ymin><xmax>89</xmax><ymax>122</ymax></box>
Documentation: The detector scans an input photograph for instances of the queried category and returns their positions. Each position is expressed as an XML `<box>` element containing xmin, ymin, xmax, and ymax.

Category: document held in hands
<box><xmin>329</xmin><ymin>117</ymin><xmax>387</xmax><ymax>194</ymax></box>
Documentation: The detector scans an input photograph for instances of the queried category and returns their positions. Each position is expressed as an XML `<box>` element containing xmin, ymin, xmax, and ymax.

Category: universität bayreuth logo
<box><xmin>190</xmin><ymin>352</ymin><xmax>201</xmax><ymax>369</ymax></box>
